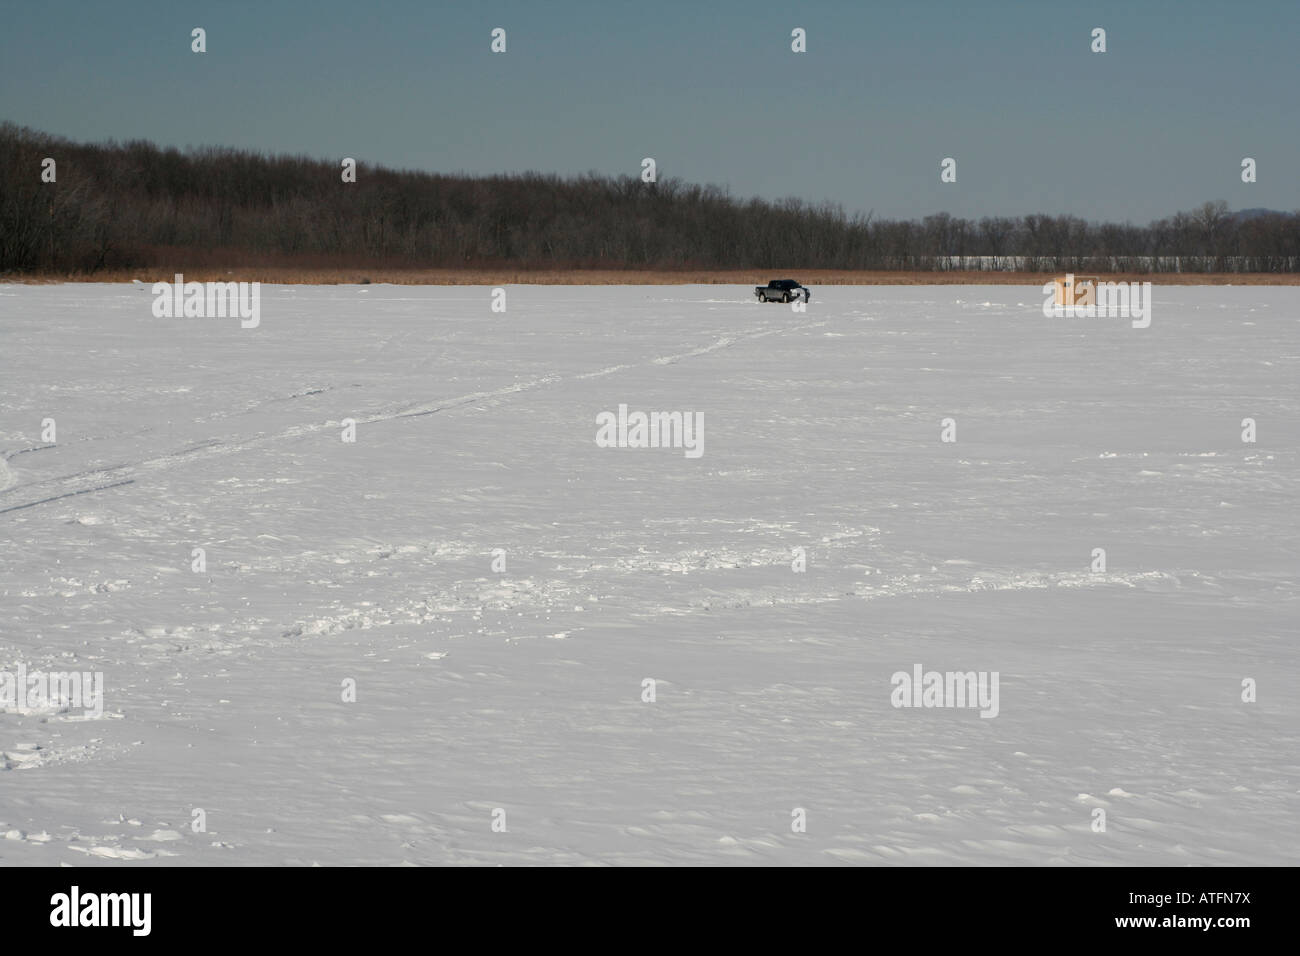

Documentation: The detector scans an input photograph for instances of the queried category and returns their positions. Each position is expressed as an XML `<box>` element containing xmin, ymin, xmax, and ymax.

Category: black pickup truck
<box><xmin>755</xmin><ymin>279</ymin><xmax>810</xmax><ymax>303</ymax></box>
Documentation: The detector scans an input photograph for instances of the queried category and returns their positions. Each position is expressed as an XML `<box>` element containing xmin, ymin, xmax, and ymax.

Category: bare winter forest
<box><xmin>3</xmin><ymin>122</ymin><xmax>1299</xmax><ymax>276</ymax></box>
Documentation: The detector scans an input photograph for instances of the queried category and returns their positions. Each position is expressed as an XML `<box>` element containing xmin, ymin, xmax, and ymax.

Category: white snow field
<box><xmin>0</xmin><ymin>282</ymin><xmax>1296</xmax><ymax>866</ymax></box>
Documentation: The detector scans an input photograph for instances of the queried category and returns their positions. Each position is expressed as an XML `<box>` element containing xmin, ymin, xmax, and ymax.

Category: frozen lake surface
<box><xmin>1</xmin><ymin>282</ymin><xmax>1297</xmax><ymax>865</ymax></box>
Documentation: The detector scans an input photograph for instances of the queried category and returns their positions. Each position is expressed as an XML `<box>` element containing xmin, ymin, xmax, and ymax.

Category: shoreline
<box><xmin>6</xmin><ymin>269</ymin><xmax>1300</xmax><ymax>286</ymax></box>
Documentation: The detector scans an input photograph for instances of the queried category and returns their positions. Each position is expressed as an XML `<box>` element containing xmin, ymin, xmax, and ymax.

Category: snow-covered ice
<box><xmin>0</xmin><ymin>282</ymin><xmax>1297</xmax><ymax>865</ymax></box>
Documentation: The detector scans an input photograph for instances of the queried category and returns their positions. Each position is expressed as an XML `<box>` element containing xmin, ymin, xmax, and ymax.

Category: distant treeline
<box><xmin>3</xmin><ymin>122</ymin><xmax>1299</xmax><ymax>274</ymax></box>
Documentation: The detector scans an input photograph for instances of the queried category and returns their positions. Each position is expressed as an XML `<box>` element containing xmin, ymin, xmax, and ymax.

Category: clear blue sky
<box><xmin>2</xmin><ymin>0</ymin><xmax>1296</xmax><ymax>222</ymax></box>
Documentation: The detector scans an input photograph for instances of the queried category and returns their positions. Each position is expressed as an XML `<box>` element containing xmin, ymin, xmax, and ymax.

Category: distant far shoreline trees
<box><xmin>3</xmin><ymin>123</ymin><xmax>1298</xmax><ymax>275</ymax></box>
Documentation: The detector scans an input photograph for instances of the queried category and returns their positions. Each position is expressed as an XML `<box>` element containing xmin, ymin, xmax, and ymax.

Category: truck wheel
<box><xmin>781</xmin><ymin>293</ymin><xmax>789</xmax><ymax>302</ymax></box>
<box><xmin>758</xmin><ymin>293</ymin><xmax>766</xmax><ymax>302</ymax></box>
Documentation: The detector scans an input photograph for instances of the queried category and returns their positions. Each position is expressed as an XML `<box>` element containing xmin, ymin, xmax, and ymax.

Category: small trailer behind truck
<box><xmin>755</xmin><ymin>279</ymin><xmax>810</xmax><ymax>303</ymax></box>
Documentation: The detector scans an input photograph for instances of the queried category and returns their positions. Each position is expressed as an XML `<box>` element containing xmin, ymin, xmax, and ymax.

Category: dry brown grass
<box><xmin>8</xmin><ymin>268</ymin><xmax>1300</xmax><ymax>286</ymax></box>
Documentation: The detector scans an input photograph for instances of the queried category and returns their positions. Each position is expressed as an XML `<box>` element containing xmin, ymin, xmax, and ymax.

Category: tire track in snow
<box><xmin>0</xmin><ymin>444</ymin><xmax>59</xmax><ymax>494</ymax></box>
<box><xmin>0</xmin><ymin>479</ymin><xmax>136</xmax><ymax>515</ymax></box>
<box><xmin>650</xmin><ymin>318</ymin><xmax>827</xmax><ymax>366</ymax></box>
<box><xmin>0</xmin><ymin>317</ymin><xmax>827</xmax><ymax>515</ymax></box>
